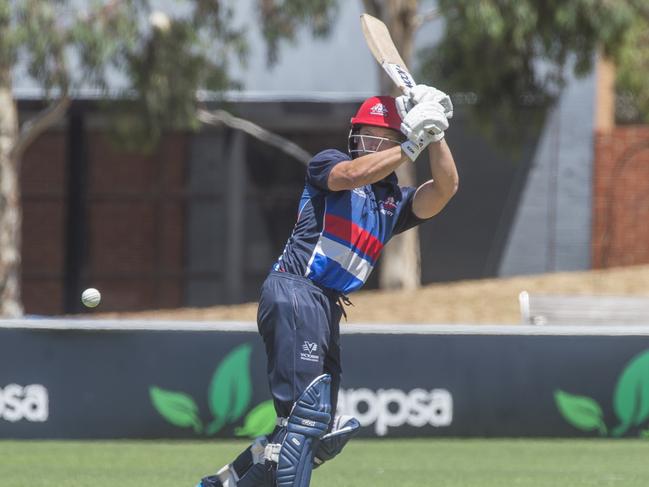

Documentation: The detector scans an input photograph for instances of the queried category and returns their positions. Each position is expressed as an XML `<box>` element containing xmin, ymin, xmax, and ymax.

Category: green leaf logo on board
<box><xmin>554</xmin><ymin>349</ymin><xmax>649</xmax><ymax>438</ymax></box>
<box><xmin>148</xmin><ymin>344</ymin><xmax>276</xmax><ymax>437</ymax></box>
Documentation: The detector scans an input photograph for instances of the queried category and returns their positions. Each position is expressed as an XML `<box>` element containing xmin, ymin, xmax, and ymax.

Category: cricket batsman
<box><xmin>197</xmin><ymin>84</ymin><xmax>459</xmax><ymax>487</ymax></box>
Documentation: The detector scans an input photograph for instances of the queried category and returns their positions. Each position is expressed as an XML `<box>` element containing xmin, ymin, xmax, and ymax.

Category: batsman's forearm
<box><xmin>328</xmin><ymin>146</ymin><xmax>409</xmax><ymax>190</ymax></box>
<box><xmin>427</xmin><ymin>139</ymin><xmax>459</xmax><ymax>197</ymax></box>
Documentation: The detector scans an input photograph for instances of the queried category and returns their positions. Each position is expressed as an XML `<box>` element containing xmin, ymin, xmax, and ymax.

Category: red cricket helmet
<box><xmin>350</xmin><ymin>96</ymin><xmax>402</xmax><ymax>132</ymax></box>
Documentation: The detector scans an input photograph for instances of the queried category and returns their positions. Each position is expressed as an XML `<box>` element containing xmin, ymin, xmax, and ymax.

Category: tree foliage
<box><xmin>420</xmin><ymin>0</ymin><xmax>648</xmax><ymax>131</ymax></box>
<box><xmin>616</xmin><ymin>14</ymin><xmax>649</xmax><ymax>122</ymax></box>
<box><xmin>0</xmin><ymin>0</ymin><xmax>246</xmax><ymax>148</ymax></box>
<box><xmin>3</xmin><ymin>0</ymin><xmax>648</xmax><ymax>150</ymax></box>
<box><xmin>258</xmin><ymin>0</ymin><xmax>339</xmax><ymax>64</ymax></box>
<box><xmin>1</xmin><ymin>0</ymin><xmax>337</xmax><ymax>148</ymax></box>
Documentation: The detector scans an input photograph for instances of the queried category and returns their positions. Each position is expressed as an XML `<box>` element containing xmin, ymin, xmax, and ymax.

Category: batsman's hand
<box><xmin>400</xmin><ymin>101</ymin><xmax>449</xmax><ymax>143</ymax></box>
<box><xmin>396</xmin><ymin>84</ymin><xmax>453</xmax><ymax>120</ymax></box>
<box><xmin>400</xmin><ymin>101</ymin><xmax>448</xmax><ymax>161</ymax></box>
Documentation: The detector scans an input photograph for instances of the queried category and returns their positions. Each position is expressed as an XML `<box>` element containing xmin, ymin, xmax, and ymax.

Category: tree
<box><xmin>422</xmin><ymin>0</ymin><xmax>649</xmax><ymax>129</ymax></box>
<box><xmin>616</xmin><ymin>11</ymin><xmax>649</xmax><ymax>123</ymax></box>
<box><xmin>0</xmin><ymin>0</ymin><xmax>334</xmax><ymax>317</ymax></box>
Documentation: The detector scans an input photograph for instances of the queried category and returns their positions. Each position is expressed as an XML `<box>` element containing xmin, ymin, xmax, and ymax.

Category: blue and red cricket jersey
<box><xmin>273</xmin><ymin>149</ymin><xmax>427</xmax><ymax>294</ymax></box>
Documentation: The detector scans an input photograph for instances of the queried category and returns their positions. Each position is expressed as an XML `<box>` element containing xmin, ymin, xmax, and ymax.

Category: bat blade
<box><xmin>360</xmin><ymin>13</ymin><xmax>416</xmax><ymax>93</ymax></box>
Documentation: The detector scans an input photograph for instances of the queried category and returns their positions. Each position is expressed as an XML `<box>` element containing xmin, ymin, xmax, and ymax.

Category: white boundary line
<box><xmin>2</xmin><ymin>319</ymin><xmax>649</xmax><ymax>336</ymax></box>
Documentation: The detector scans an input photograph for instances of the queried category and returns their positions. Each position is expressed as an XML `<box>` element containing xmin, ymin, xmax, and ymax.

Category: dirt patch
<box><xmin>95</xmin><ymin>265</ymin><xmax>649</xmax><ymax>324</ymax></box>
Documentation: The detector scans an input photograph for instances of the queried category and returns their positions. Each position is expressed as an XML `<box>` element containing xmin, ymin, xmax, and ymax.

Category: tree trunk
<box><xmin>364</xmin><ymin>0</ymin><xmax>422</xmax><ymax>290</ymax></box>
<box><xmin>0</xmin><ymin>66</ymin><xmax>23</xmax><ymax>317</ymax></box>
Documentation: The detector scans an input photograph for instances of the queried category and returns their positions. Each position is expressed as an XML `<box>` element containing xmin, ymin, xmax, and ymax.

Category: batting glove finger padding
<box><xmin>401</xmin><ymin>101</ymin><xmax>448</xmax><ymax>140</ymax></box>
<box><xmin>410</xmin><ymin>84</ymin><xmax>454</xmax><ymax>119</ymax></box>
<box><xmin>395</xmin><ymin>93</ymin><xmax>412</xmax><ymax>120</ymax></box>
<box><xmin>396</xmin><ymin>84</ymin><xmax>454</xmax><ymax>120</ymax></box>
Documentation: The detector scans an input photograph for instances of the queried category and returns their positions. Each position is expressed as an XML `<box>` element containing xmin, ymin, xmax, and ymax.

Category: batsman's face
<box><xmin>349</xmin><ymin>125</ymin><xmax>404</xmax><ymax>158</ymax></box>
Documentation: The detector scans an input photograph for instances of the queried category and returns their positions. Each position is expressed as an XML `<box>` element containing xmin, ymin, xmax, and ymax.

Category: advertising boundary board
<box><xmin>2</xmin><ymin>320</ymin><xmax>649</xmax><ymax>439</ymax></box>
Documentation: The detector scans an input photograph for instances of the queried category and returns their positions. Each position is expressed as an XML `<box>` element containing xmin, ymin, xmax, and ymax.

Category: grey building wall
<box><xmin>230</xmin><ymin>0</ymin><xmax>376</xmax><ymax>95</ymax></box>
<box><xmin>498</xmin><ymin>70</ymin><xmax>596</xmax><ymax>276</ymax></box>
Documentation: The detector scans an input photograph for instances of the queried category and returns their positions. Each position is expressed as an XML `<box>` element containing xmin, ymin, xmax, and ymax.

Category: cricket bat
<box><xmin>360</xmin><ymin>13</ymin><xmax>416</xmax><ymax>94</ymax></box>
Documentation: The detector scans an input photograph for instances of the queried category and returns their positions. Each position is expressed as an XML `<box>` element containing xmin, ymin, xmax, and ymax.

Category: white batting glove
<box><xmin>400</xmin><ymin>101</ymin><xmax>448</xmax><ymax>161</ymax></box>
<box><xmin>396</xmin><ymin>84</ymin><xmax>453</xmax><ymax>120</ymax></box>
<box><xmin>401</xmin><ymin>130</ymin><xmax>440</xmax><ymax>161</ymax></box>
<box><xmin>401</xmin><ymin>101</ymin><xmax>448</xmax><ymax>141</ymax></box>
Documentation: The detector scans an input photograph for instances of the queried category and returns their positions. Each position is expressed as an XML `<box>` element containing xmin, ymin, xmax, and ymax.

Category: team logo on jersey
<box><xmin>379</xmin><ymin>196</ymin><xmax>397</xmax><ymax>216</ymax></box>
<box><xmin>369</xmin><ymin>103</ymin><xmax>388</xmax><ymax>117</ymax></box>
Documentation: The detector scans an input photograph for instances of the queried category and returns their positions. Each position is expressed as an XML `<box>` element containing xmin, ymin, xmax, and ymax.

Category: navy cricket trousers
<box><xmin>257</xmin><ymin>271</ymin><xmax>343</xmax><ymax>420</ymax></box>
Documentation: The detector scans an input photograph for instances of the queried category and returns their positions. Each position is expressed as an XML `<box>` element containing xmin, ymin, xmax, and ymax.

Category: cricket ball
<box><xmin>81</xmin><ymin>288</ymin><xmax>101</xmax><ymax>308</ymax></box>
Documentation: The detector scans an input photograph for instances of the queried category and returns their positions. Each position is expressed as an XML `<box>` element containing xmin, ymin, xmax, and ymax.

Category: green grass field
<box><xmin>1</xmin><ymin>439</ymin><xmax>648</xmax><ymax>487</ymax></box>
